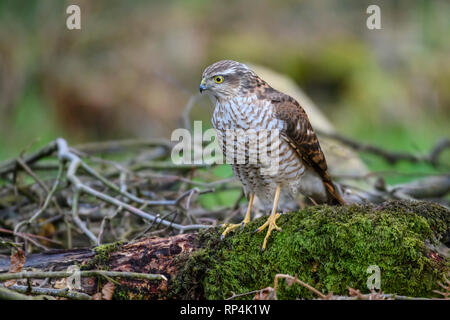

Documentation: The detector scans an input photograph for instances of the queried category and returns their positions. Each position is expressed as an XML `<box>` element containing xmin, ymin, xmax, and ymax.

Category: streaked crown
<box><xmin>202</xmin><ymin>60</ymin><xmax>250</xmax><ymax>79</ymax></box>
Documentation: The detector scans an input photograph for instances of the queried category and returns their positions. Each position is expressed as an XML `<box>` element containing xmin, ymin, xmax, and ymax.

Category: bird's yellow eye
<box><xmin>214</xmin><ymin>76</ymin><xmax>224</xmax><ymax>84</ymax></box>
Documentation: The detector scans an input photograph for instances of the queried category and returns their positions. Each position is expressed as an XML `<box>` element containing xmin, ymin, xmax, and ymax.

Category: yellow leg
<box><xmin>255</xmin><ymin>185</ymin><xmax>282</xmax><ymax>251</ymax></box>
<box><xmin>221</xmin><ymin>193</ymin><xmax>255</xmax><ymax>240</ymax></box>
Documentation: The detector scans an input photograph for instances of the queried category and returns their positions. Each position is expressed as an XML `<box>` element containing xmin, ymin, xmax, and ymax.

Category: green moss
<box><xmin>375</xmin><ymin>201</ymin><xmax>449</xmax><ymax>244</ymax></box>
<box><xmin>81</xmin><ymin>241</ymin><xmax>123</xmax><ymax>271</ymax></box>
<box><xmin>113</xmin><ymin>284</ymin><xmax>147</xmax><ymax>300</ymax></box>
<box><xmin>173</xmin><ymin>200</ymin><xmax>449</xmax><ymax>299</ymax></box>
<box><xmin>113</xmin><ymin>286</ymin><xmax>131</xmax><ymax>300</ymax></box>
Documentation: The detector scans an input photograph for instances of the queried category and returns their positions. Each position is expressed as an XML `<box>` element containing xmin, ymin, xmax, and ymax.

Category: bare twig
<box><xmin>3</xmin><ymin>284</ymin><xmax>91</xmax><ymax>300</ymax></box>
<box><xmin>0</xmin><ymin>141</ymin><xmax>58</xmax><ymax>177</ymax></box>
<box><xmin>182</xmin><ymin>94</ymin><xmax>202</xmax><ymax>131</ymax></box>
<box><xmin>0</xmin><ymin>228</ymin><xmax>61</xmax><ymax>246</ymax></box>
<box><xmin>0</xmin><ymin>228</ymin><xmax>51</xmax><ymax>251</ymax></box>
<box><xmin>14</xmin><ymin>163</ymin><xmax>64</xmax><ymax>235</ymax></box>
<box><xmin>273</xmin><ymin>274</ymin><xmax>328</xmax><ymax>299</ymax></box>
<box><xmin>433</xmin><ymin>273</ymin><xmax>450</xmax><ymax>299</ymax></box>
<box><xmin>71</xmin><ymin>189</ymin><xmax>98</xmax><ymax>245</ymax></box>
<box><xmin>0</xmin><ymin>286</ymin><xmax>36</xmax><ymax>300</ymax></box>
<box><xmin>0</xmin><ymin>270</ymin><xmax>167</xmax><ymax>282</ymax></box>
<box><xmin>226</xmin><ymin>289</ymin><xmax>264</xmax><ymax>300</ymax></box>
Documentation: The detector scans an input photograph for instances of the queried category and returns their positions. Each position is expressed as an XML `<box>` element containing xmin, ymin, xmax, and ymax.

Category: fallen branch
<box><xmin>0</xmin><ymin>270</ymin><xmax>167</xmax><ymax>282</ymax></box>
<box><xmin>0</xmin><ymin>286</ymin><xmax>36</xmax><ymax>300</ymax></box>
<box><xmin>0</xmin><ymin>233</ymin><xmax>197</xmax><ymax>299</ymax></box>
<box><xmin>3</xmin><ymin>284</ymin><xmax>91</xmax><ymax>300</ymax></box>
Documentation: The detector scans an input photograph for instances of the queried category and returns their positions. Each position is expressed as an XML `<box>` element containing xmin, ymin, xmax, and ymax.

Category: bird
<box><xmin>199</xmin><ymin>60</ymin><xmax>345</xmax><ymax>250</ymax></box>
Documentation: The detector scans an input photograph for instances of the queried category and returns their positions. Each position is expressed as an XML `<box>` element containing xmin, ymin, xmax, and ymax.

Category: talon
<box><xmin>221</xmin><ymin>222</ymin><xmax>244</xmax><ymax>239</ymax></box>
<box><xmin>219</xmin><ymin>193</ymin><xmax>254</xmax><ymax>240</ymax></box>
<box><xmin>258</xmin><ymin>212</ymin><xmax>282</xmax><ymax>251</ymax></box>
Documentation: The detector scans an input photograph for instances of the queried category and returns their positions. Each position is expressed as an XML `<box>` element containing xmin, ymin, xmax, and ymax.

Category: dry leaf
<box><xmin>4</xmin><ymin>248</ymin><xmax>26</xmax><ymax>287</ymax></box>
<box><xmin>348</xmin><ymin>287</ymin><xmax>360</xmax><ymax>297</ymax></box>
<box><xmin>92</xmin><ymin>292</ymin><xmax>103</xmax><ymax>300</ymax></box>
<box><xmin>8</xmin><ymin>248</ymin><xmax>26</xmax><ymax>273</ymax></box>
<box><xmin>285</xmin><ymin>276</ymin><xmax>296</xmax><ymax>287</ymax></box>
<box><xmin>254</xmin><ymin>287</ymin><xmax>276</xmax><ymax>300</ymax></box>
<box><xmin>101</xmin><ymin>282</ymin><xmax>115</xmax><ymax>300</ymax></box>
<box><xmin>54</xmin><ymin>278</ymin><xmax>67</xmax><ymax>289</ymax></box>
<box><xmin>93</xmin><ymin>282</ymin><xmax>115</xmax><ymax>300</ymax></box>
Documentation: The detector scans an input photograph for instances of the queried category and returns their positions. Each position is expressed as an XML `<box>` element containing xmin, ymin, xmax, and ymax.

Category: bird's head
<box><xmin>199</xmin><ymin>60</ymin><xmax>255</xmax><ymax>100</ymax></box>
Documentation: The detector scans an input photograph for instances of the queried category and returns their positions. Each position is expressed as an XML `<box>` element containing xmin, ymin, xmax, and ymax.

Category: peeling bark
<box><xmin>0</xmin><ymin>233</ymin><xmax>199</xmax><ymax>299</ymax></box>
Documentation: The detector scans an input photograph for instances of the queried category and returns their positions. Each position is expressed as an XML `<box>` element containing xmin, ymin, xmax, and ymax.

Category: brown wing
<box><xmin>260</xmin><ymin>87</ymin><xmax>345</xmax><ymax>205</ymax></box>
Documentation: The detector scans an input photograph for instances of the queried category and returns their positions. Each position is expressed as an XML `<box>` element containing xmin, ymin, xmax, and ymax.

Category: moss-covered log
<box><xmin>0</xmin><ymin>200</ymin><xmax>448</xmax><ymax>299</ymax></box>
<box><xmin>176</xmin><ymin>200</ymin><xmax>449</xmax><ymax>299</ymax></box>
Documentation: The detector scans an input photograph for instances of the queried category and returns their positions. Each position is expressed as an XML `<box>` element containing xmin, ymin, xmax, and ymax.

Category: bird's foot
<box><xmin>220</xmin><ymin>218</ymin><xmax>250</xmax><ymax>240</ymax></box>
<box><xmin>254</xmin><ymin>213</ymin><xmax>282</xmax><ymax>251</ymax></box>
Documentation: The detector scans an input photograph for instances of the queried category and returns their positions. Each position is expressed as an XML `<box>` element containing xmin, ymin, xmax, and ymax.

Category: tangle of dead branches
<box><xmin>0</xmin><ymin>137</ymin><xmax>244</xmax><ymax>253</ymax></box>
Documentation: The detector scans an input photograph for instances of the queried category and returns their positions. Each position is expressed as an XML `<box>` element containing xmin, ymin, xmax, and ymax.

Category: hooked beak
<box><xmin>199</xmin><ymin>79</ymin><xmax>207</xmax><ymax>93</ymax></box>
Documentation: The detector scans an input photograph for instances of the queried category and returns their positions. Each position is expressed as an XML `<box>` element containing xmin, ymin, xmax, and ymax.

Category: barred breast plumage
<box><xmin>212</xmin><ymin>95</ymin><xmax>307</xmax><ymax>210</ymax></box>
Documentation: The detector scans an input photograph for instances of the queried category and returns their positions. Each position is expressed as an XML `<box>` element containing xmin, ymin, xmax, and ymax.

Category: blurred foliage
<box><xmin>0</xmin><ymin>0</ymin><xmax>449</xmax><ymax>187</ymax></box>
<box><xmin>197</xmin><ymin>164</ymin><xmax>240</xmax><ymax>210</ymax></box>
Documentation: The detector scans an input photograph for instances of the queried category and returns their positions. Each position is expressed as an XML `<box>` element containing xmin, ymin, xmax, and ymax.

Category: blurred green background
<box><xmin>0</xmin><ymin>0</ymin><xmax>448</xmax><ymax>184</ymax></box>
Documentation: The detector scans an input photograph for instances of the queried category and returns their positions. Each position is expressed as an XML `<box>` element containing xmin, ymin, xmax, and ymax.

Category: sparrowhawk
<box><xmin>200</xmin><ymin>60</ymin><xmax>345</xmax><ymax>250</ymax></box>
